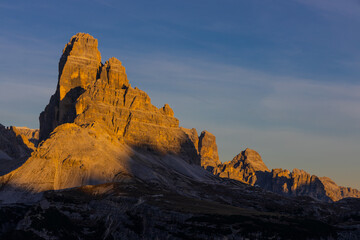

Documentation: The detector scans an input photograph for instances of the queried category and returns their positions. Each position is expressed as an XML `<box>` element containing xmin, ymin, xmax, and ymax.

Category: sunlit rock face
<box><xmin>214</xmin><ymin>148</ymin><xmax>360</xmax><ymax>202</ymax></box>
<box><xmin>0</xmin><ymin>33</ymin><xmax>223</xmax><ymax>196</ymax></box>
<box><xmin>39</xmin><ymin>33</ymin><xmax>102</xmax><ymax>141</ymax></box>
<box><xmin>214</xmin><ymin>148</ymin><xmax>269</xmax><ymax>185</ymax></box>
<box><xmin>198</xmin><ymin>131</ymin><xmax>221</xmax><ymax>171</ymax></box>
<box><xmin>39</xmin><ymin>33</ymin><xmax>204</xmax><ymax>164</ymax></box>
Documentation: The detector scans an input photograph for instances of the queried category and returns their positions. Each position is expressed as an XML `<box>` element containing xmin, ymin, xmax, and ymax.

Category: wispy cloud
<box><xmin>118</xmin><ymin>54</ymin><xmax>360</xmax><ymax>189</ymax></box>
<box><xmin>124</xmin><ymin>53</ymin><xmax>360</xmax><ymax>134</ymax></box>
<box><xmin>297</xmin><ymin>0</ymin><xmax>360</xmax><ymax>18</ymax></box>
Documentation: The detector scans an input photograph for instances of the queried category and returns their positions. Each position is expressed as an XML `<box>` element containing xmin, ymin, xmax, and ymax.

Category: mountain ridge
<box><xmin>210</xmin><ymin>148</ymin><xmax>360</xmax><ymax>202</ymax></box>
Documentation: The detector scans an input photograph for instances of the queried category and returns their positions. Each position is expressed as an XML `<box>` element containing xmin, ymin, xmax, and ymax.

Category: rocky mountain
<box><xmin>212</xmin><ymin>148</ymin><xmax>360</xmax><ymax>202</ymax></box>
<box><xmin>0</xmin><ymin>33</ymin><xmax>360</xmax><ymax>239</ymax></box>
<box><xmin>0</xmin><ymin>33</ymin><xmax>221</xmax><ymax>200</ymax></box>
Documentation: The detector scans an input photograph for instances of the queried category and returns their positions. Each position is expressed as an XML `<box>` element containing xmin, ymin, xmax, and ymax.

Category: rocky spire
<box><xmin>38</xmin><ymin>33</ymin><xmax>202</xmax><ymax>165</ymax></box>
<box><xmin>39</xmin><ymin>33</ymin><xmax>102</xmax><ymax>141</ymax></box>
<box><xmin>198</xmin><ymin>131</ymin><xmax>221</xmax><ymax>171</ymax></box>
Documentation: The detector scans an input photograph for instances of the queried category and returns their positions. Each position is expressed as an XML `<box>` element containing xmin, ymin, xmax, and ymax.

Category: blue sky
<box><xmin>0</xmin><ymin>0</ymin><xmax>360</xmax><ymax>188</ymax></box>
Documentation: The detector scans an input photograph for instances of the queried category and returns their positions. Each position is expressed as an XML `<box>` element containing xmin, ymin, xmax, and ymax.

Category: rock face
<box><xmin>39</xmin><ymin>33</ymin><xmax>102</xmax><ymax>141</ymax></box>
<box><xmin>198</xmin><ymin>131</ymin><xmax>221</xmax><ymax>171</ymax></box>
<box><xmin>180</xmin><ymin>128</ymin><xmax>221</xmax><ymax>170</ymax></box>
<box><xmin>319</xmin><ymin>177</ymin><xmax>360</xmax><ymax>201</ymax></box>
<box><xmin>259</xmin><ymin>168</ymin><xmax>331</xmax><ymax>201</ymax></box>
<box><xmin>11</xmin><ymin>127</ymin><xmax>39</xmax><ymax>148</ymax></box>
<box><xmin>0</xmin><ymin>125</ymin><xmax>37</xmax><ymax>160</ymax></box>
<box><xmin>213</xmin><ymin>149</ymin><xmax>360</xmax><ymax>202</ymax></box>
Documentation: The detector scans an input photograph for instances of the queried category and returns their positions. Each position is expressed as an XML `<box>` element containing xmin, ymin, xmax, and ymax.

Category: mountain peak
<box><xmin>239</xmin><ymin>148</ymin><xmax>269</xmax><ymax>172</ymax></box>
<box><xmin>62</xmin><ymin>33</ymin><xmax>101</xmax><ymax>62</ymax></box>
<box><xmin>100</xmin><ymin>57</ymin><xmax>129</xmax><ymax>88</ymax></box>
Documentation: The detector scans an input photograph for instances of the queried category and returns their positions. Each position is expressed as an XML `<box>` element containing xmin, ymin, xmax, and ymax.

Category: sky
<box><xmin>0</xmin><ymin>0</ymin><xmax>359</xmax><ymax>189</ymax></box>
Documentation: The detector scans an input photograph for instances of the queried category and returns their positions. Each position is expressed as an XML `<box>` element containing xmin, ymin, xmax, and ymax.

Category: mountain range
<box><xmin>0</xmin><ymin>33</ymin><xmax>359</xmax><ymax>239</ymax></box>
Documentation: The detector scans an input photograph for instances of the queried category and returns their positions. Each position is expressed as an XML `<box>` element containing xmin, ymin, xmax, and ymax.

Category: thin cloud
<box><xmin>297</xmin><ymin>0</ymin><xmax>360</xmax><ymax>18</ymax></box>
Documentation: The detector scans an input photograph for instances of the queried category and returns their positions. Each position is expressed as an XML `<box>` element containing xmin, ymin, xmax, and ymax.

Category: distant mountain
<box><xmin>0</xmin><ymin>33</ymin><xmax>359</xmax><ymax>239</ymax></box>
<box><xmin>210</xmin><ymin>148</ymin><xmax>360</xmax><ymax>202</ymax></box>
<box><xmin>0</xmin><ymin>124</ymin><xmax>38</xmax><ymax>175</ymax></box>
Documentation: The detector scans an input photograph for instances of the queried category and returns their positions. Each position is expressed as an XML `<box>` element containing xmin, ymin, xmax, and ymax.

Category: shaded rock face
<box><xmin>214</xmin><ymin>149</ymin><xmax>360</xmax><ymax>202</ymax></box>
<box><xmin>258</xmin><ymin>168</ymin><xmax>331</xmax><ymax>202</ymax></box>
<box><xmin>0</xmin><ymin>125</ymin><xmax>37</xmax><ymax>160</ymax></box>
<box><xmin>180</xmin><ymin>128</ymin><xmax>221</xmax><ymax>170</ymax></box>
<box><xmin>39</xmin><ymin>33</ymin><xmax>201</xmax><ymax>164</ymax></box>
<box><xmin>11</xmin><ymin>127</ymin><xmax>39</xmax><ymax>148</ymax></box>
<box><xmin>0</xmin><ymin>125</ymin><xmax>39</xmax><ymax>176</ymax></box>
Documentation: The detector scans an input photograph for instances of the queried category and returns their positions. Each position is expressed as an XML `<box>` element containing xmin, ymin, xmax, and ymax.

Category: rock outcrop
<box><xmin>258</xmin><ymin>168</ymin><xmax>331</xmax><ymax>201</ymax></box>
<box><xmin>319</xmin><ymin>177</ymin><xmax>360</xmax><ymax>201</ymax></box>
<box><xmin>213</xmin><ymin>149</ymin><xmax>360</xmax><ymax>202</ymax></box>
<box><xmin>198</xmin><ymin>131</ymin><xmax>221</xmax><ymax>171</ymax></box>
<box><xmin>214</xmin><ymin>148</ymin><xmax>269</xmax><ymax>185</ymax></box>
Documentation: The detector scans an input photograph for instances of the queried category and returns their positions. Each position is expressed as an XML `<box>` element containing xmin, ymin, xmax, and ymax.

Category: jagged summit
<box><xmin>39</xmin><ymin>33</ymin><xmax>197</xmax><ymax>161</ymax></box>
<box><xmin>213</xmin><ymin>148</ymin><xmax>360</xmax><ymax>202</ymax></box>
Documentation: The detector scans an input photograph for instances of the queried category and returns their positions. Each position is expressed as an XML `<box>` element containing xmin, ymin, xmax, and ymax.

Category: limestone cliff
<box><xmin>39</xmin><ymin>33</ymin><xmax>201</xmax><ymax>164</ymax></box>
<box><xmin>0</xmin><ymin>33</ymin><xmax>220</xmax><ymax>196</ymax></box>
<box><xmin>198</xmin><ymin>131</ymin><xmax>221</xmax><ymax>171</ymax></box>
<box><xmin>213</xmin><ymin>149</ymin><xmax>360</xmax><ymax>202</ymax></box>
<box><xmin>39</xmin><ymin>33</ymin><xmax>102</xmax><ymax>141</ymax></box>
